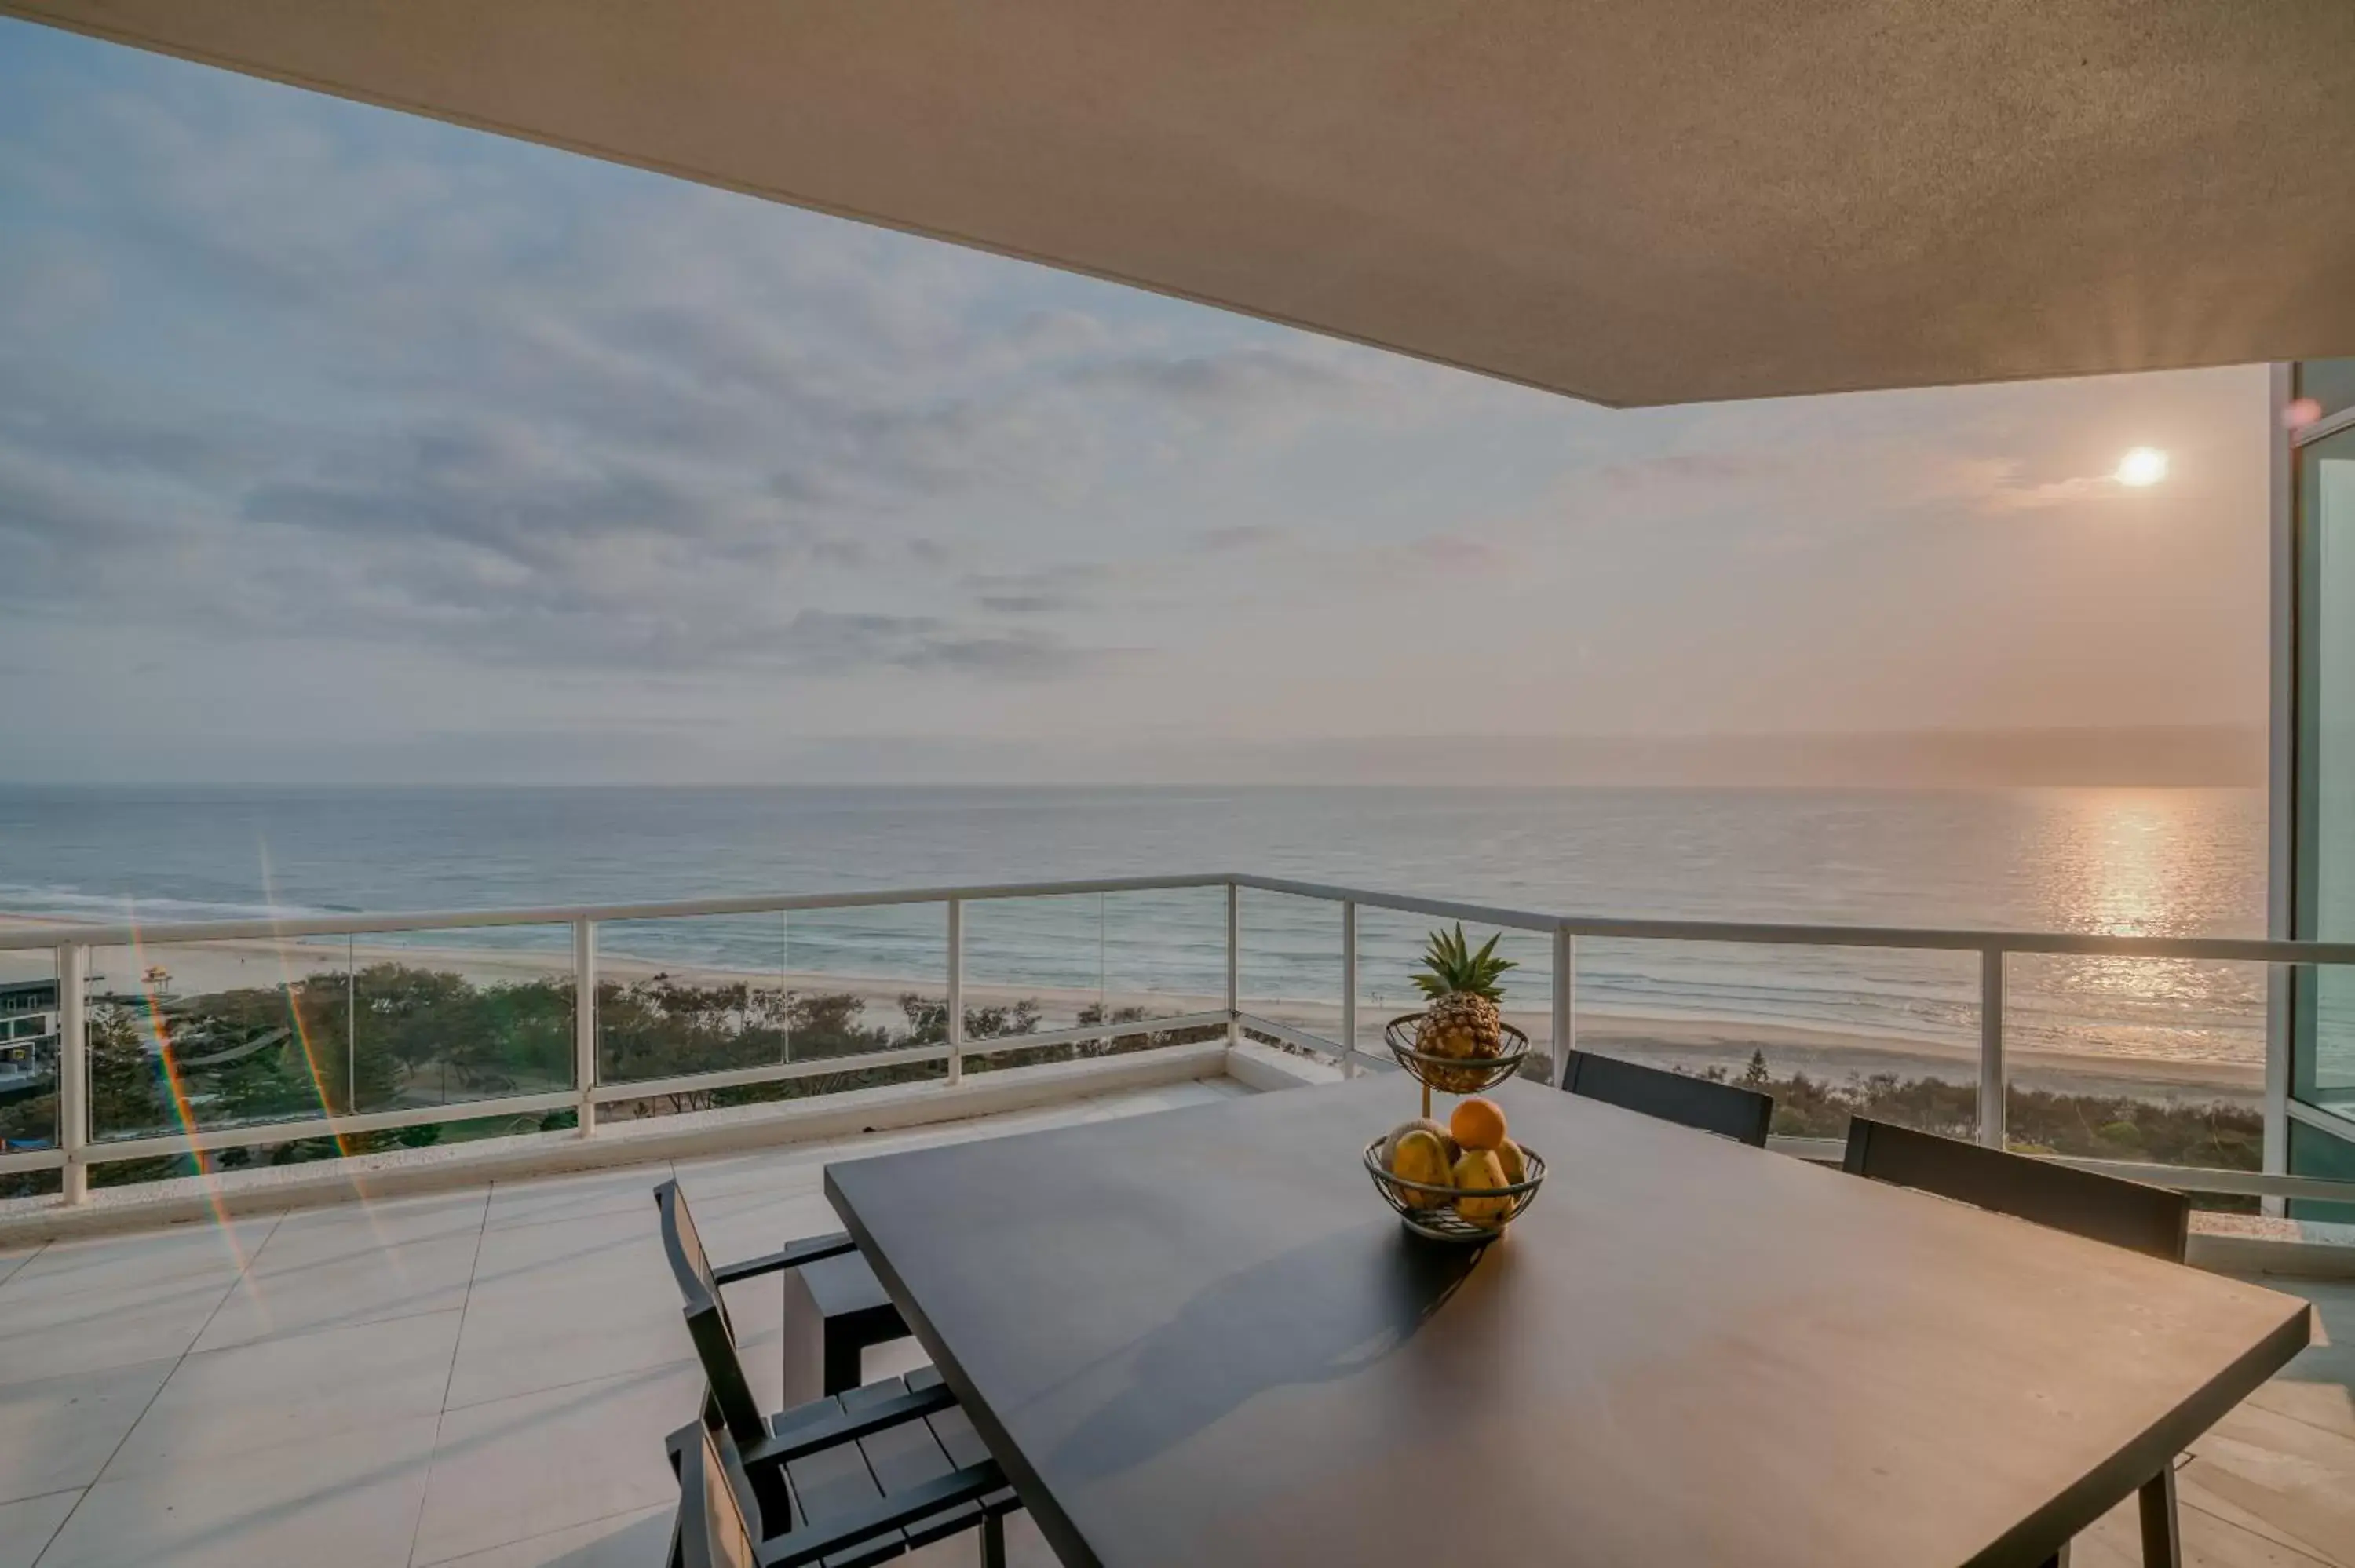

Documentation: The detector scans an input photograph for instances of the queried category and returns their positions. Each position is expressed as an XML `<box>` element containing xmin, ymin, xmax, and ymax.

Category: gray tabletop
<box><xmin>825</xmin><ymin>1075</ymin><xmax>2310</xmax><ymax>1567</ymax></box>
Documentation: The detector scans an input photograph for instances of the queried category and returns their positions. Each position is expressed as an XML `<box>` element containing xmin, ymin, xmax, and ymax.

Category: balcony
<box><xmin>1</xmin><ymin>875</ymin><xmax>2353</xmax><ymax>1565</ymax></box>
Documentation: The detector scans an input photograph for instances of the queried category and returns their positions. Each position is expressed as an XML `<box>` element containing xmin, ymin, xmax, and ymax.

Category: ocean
<box><xmin>0</xmin><ymin>784</ymin><xmax>2269</xmax><ymax>1075</ymax></box>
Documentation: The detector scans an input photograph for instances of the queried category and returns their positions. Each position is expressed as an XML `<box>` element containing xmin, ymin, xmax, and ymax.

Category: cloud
<box><xmin>961</xmin><ymin>564</ymin><xmax>1113</xmax><ymax>616</ymax></box>
<box><xmin>1057</xmin><ymin>347</ymin><xmax>1353</xmax><ymax>407</ymax></box>
<box><xmin>1400</xmin><ymin>531</ymin><xmax>1516</xmax><ymax>574</ymax></box>
<box><xmin>1591</xmin><ymin>450</ymin><xmax>1787</xmax><ymax>490</ymax></box>
<box><xmin>0</xmin><ymin>25</ymin><xmax>1521</xmax><ymax>709</ymax></box>
<box><xmin>1</xmin><ymin>62</ymin><xmax>1350</xmax><ymax>679</ymax></box>
<box><xmin>0</xmin><ymin>53</ymin><xmax>1451</xmax><ymax>687</ymax></box>
<box><xmin>1966</xmin><ymin>460</ymin><xmax>2135</xmax><ymax>513</ymax></box>
<box><xmin>757</xmin><ymin>611</ymin><xmax>1104</xmax><ymax>677</ymax></box>
<box><xmin>1194</xmin><ymin>523</ymin><xmax>1285</xmax><ymax>553</ymax></box>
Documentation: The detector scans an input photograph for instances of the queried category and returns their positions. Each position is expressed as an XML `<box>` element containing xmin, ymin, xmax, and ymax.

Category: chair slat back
<box><xmin>656</xmin><ymin>1179</ymin><xmax>768</xmax><ymax>1444</ymax></box>
<box><xmin>677</xmin><ymin>1422</ymin><xmax>761</xmax><ymax>1568</ymax></box>
<box><xmin>1563</xmin><ymin>1050</ymin><xmax>1775</xmax><ymax>1147</ymax></box>
<box><xmin>1842</xmin><ymin>1118</ymin><xmax>2191</xmax><ymax>1263</ymax></box>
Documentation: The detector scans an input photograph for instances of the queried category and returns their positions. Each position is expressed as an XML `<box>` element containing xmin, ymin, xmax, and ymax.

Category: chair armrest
<box><xmin>739</xmin><ymin>1381</ymin><xmax>958</xmax><ymax>1471</ymax></box>
<box><xmin>663</xmin><ymin>1419</ymin><xmax>703</xmax><ymax>1478</ymax></box>
<box><xmin>757</xmin><ymin>1460</ymin><xmax>1008</xmax><ymax>1568</ymax></box>
<box><xmin>713</xmin><ymin>1231</ymin><xmax>860</xmax><ymax>1285</ymax></box>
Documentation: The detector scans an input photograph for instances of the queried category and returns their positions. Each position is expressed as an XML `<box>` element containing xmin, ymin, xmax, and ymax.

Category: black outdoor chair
<box><xmin>655</xmin><ymin>1179</ymin><xmax>1019</xmax><ymax>1566</ymax></box>
<box><xmin>1841</xmin><ymin>1117</ymin><xmax>2190</xmax><ymax>1262</ymax></box>
<box><xmin>1842</xmin><ymin>1118</ymin><xmax>2194</xmax><ymax>1568</ymax></box>
<box><xmin>670</xmin><ymin>1416</ymin><xmax>1007</xmax><ymax>1568</ymax></box>
<box><xmin>1561</xmin><ymin>1048</ymin><xmax>1775</xmax><ymax>1147</ymax></box>
<box><xmin>782</xmin><ymin>1249</ymin><xmax>912</xmax><ymax>1407</ymax></box>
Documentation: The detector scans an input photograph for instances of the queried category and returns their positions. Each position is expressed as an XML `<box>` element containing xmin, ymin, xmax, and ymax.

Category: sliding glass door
<box><xmin>2287</xmin><ymin>359</ymin><xmax>2355</xmax><ymax>1214</ymax></box>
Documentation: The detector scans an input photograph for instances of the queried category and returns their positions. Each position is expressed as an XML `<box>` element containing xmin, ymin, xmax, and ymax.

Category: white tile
<box><xmin>413</xmin><ymin>1363</ymin><xmax>703</xmax><ymax>1566</ymax></box>
<box><xmin>0</xmin><ymin>1249</ymin><xmax>39</xmax><ymax>1291</ymax></box>
<box><xmin>425</xmin><ymin>1504</ymin><xmax>674</xmax><ymax>1567</ymax></box>
<box><xmin>251</xmin><ymin>1188</ymin><xmax>487</xmax><ymax>1265</ymax></box>
<box><xmin>685</xmin><ymin>1189</ymin><xmax>843</xmax><ymax>1263</ymax></box>
<box><xmin>483</xmin><ymin>1165</ymin><xmax>671</xmax><ymax>1231</ymax></box>
<box><xmin>2073</xmin><ymin>1494</ymin><xmax>2346</xmax><ymax>1568</ymax></box>
<box><xmin>444</xmin><ymin>1305</ymin><xmax>687</xmax><ymax>1413</ymax></box>
<box><xmin>726</xmin><ymin>1271</ymin><xmax>787</xmax><ymax>1396</ymax></box>
<box><xmin>2180</xmin><ymin>1468</ymin><xmax>2355</xmax><ymax>1565</ymax></box>
<box><xmin>2283</xmin><ymin>1282</ymin><xmax>2355</xmax><ymax>1345</ymax></box>
<box><xmin>0</xmin><ymin>1490</ymin><xmax>80</xmax><ymax>1568</ymax></box>
<box><xmin>106</xmin><ymin>1310</ymin><xmax>462</xmax><ymax>1482</ymax></box>
<box><xmin>2247</xmin><ymin>1345</ymin><xmax>2355</xmax><ymax>1445</ymax></box>
<box><xmin>667</xmin><ymin>1148</ymin><xmax>832</xmax><ymax>1201</ymax></box>
<box><xmin>36</xmin><ymin>1413</ymin><xmax>438</xmax><ymax>1568</ymax></box>
<box><xmin>0</xmin><ymin>1357</ymin><xmax>177</xmax><ymax>1503</ymax></box>
<box><xmin>447</xmin><ymin>1216</ymin><xmax>686</xmax><ymax>1409</ymax></box>
<box><xmin>0</xmin><ymin>1216</ymin><xmax>276</xmax><ymax>1302</ymax></box>
<box><xmin>2187</xmin><ymin>1401</ymin><xmax>2355</xmax><ymax>1565</ymax></box>
<box><xmin>191</xmin><ymin>1233</ymin><xmax>477</xmax><ymax>1351</ymax></box>
<box><xmin>0</xmin><ymin>1270</ymin><xmax>235</xmax><ymax>1382</ymax></box>
<box><xmin>465</xmin><ymin>1205</ymin><xmax>669</xmax><ymax>1298</ymax></box>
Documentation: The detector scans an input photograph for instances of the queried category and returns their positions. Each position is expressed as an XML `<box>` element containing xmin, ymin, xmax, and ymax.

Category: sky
<box><xmin>0</xmin><ymin>20</ymin><xmax>2273</xmax><ymax>786</ymax></box>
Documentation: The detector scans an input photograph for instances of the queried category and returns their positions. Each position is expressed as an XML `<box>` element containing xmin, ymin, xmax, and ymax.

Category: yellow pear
<box><xmin>1381</xmin><ymin>1118</ymin><xmax>1449</xmax><ymax>1170</ymax></box>
<box><xmin>1451</xmin><ymin>1148</ymin><xmax>1512</xmax><ymax>1227</ymax></box>
<box><xmin>1389</xmin><ymin>1129</ymin><xmax>1454</xmax><ymax>1209</ymax></box>
<box><xmin>1495</xmin><ymin>1138</ymin><xmax>1528</xmax><ymax>1186</ymax></box>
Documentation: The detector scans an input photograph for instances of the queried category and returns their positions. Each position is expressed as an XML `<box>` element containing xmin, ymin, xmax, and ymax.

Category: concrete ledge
<box><xmin>1224</xmin><ymin>1040</ymin><xmax>1345</xmax><ymax>1093</ymax></box>
<box><xmin>2189</xmin><ymin>1228</ymin><xmax>2355</xmax><ymax>1281</ymax></box>
<box><xmin>0</xmin><ymin>1041</ymin><xmax>1229</xmax><ymax>1246</ymax></box>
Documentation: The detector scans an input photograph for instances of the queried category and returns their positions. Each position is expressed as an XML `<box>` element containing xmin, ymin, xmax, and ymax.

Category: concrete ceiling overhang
<box><xmin>7</xmin><ymin>0</ymin><xmax>2353</xmax><ymax>407</ymax></box>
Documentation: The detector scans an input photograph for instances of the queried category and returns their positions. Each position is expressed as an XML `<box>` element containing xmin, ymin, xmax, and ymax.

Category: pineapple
<box><xmin>1410</xmin><ymin>924</ymin><xmax>1517</xmax><ymax>1092</ymax></box>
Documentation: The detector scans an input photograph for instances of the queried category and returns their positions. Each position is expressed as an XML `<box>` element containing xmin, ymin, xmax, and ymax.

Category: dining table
<box><xmin>823</xmin><ymin>1072</ymin><xmax>2311</xmax><ymax>1566</ymax></box>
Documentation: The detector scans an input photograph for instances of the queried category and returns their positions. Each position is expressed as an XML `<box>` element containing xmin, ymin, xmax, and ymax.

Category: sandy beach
<box><xmin>0</xmin><ymin>913</ymin><xmax>2263</xmax><ymax>1107</ymax></box>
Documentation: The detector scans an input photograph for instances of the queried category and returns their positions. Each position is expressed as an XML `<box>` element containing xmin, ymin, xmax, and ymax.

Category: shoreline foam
<box><xmin>0</xmin><ymin>916</ymin><xmax>2265</xmax><ymax>1105</ymax></box>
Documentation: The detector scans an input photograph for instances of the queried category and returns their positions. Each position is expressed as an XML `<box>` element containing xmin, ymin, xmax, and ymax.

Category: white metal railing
<box><xmin>2</xmin><ymin>870</ymin><xmax>2353</xmax><ymax>1209</ymax></box>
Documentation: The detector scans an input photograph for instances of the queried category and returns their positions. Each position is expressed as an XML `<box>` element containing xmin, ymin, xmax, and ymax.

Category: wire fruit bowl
<box><xmin>1363</xmin><ymin>1136</ymin><xmax>1547</xmax><ymax>1243</ymax></box>
<box><xmin>1383</xmin><ymin>1013</ymin><xmax>1532</xmax><ymax>1096</ymax></box>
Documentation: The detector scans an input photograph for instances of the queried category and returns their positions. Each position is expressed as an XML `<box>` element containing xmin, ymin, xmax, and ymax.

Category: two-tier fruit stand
<box><xmin>1364</xmin><ymin>1012</ymin><xmax>1548</xmax><ymax>1242</ymax></box>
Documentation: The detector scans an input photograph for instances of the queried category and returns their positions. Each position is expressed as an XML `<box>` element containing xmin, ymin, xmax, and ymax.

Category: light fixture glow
<box><xmin>2116</xmin><ymin>447</ymin><xmax>2169</xmax><ymax>487</ymax></box>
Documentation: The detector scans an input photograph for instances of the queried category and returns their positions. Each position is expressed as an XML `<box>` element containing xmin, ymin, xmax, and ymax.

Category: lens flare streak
<box><xmin>119</xmin><ymin>904</ymin><xmax>251</xmax><ymax>1269</ymax></box>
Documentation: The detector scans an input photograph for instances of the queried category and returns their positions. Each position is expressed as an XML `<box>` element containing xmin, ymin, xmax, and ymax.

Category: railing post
<box><xmin>1225</xmin><ymin>883</ymin><xmax>1240</xmax><ymax>1048</ymax></box>
<box><xmin>573</xmin><ymin>918</ymin><xmax>597</xmax><ymax>1138</ymax></box>
<box><xmin>947</xmin><ymin>899</ymin><xmax>965</xmax><ymax>1086</ymax></box>
<box><xmin>2263</xmin><ymin>958</ymin><xmax>2291</xmax><ymax>1216</ymax></box>
<box><xmin>345</xmin><ymin>935</ymin><xmax>358</xmax><ymax>1117</ymax></box>
<box><xmin>57</xmin><ymin>942</ymin><xmax>86</xmax><ymax>1205</ymax></box>
<box><xmin>1978</xmin><ymin>945</ymin><xmax>2006</xmax><ymax>1149</ymax></box>
<box><xmin>1552</xmin><ymin>927</ymin><xmax>1575</xmax><ymax>1088</ymax></box>
<box><xmin>1341</xmin><ymin>900</ymin><xmax>1358</xmax><ymax>1078</ymax></box>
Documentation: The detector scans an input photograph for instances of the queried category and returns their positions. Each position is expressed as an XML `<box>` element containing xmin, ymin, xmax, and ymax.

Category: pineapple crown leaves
<box><xmin>1410</xmin><ymin>923</ymin><xmax>1517</xmax><ymax>1001</ymax></box>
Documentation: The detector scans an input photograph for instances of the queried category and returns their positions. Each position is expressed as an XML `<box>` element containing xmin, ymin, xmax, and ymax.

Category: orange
<box><xmin>1449</xmin><ymin>1096</ymin><xmax>1508</xmax><ymax>1152</ymax></box>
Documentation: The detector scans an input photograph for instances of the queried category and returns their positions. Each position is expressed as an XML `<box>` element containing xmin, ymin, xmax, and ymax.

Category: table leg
<box><xmin>824</xmin><ymin>1327</ymin><xmax>864</xmax><ymax>1397</ymax></box>
<box><xmin>982</xmin><ymin>1511</ymin><xmax>1006</xmax><ymax>1568</ymax></box>
<box><xmin>781</xmin><ymin>1267</ymin><xmax>823</xmax><ymax>1409</ymax></box>
<box><xmin>2139</xmin><ymin>1467</ymin><xmax>2181</xmax><ymax>1568</ymax></box>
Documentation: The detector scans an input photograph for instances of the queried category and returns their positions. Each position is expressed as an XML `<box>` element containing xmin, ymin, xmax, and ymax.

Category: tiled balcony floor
<box><xmin>0</xmin><ymin>1073</ymin><xmax>2346</xmax><ymax>1568</ymax></box>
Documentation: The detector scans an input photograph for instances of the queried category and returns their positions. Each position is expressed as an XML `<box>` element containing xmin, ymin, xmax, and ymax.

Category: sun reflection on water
<box><xmin>2011</xmin><ymin>789</ymin><xmax>2266</xmax><ymax>1066</ymax></box>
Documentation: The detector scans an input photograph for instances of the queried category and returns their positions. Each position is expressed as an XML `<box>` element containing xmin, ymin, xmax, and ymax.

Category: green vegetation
<box><xmin>967</xmin><ymin>1001</ymin><xmax>1224</xmax><ymax>1074</ymax></box>
<box><xmin>6</xmin><ymin>969</ymin><xmax>2255</xmax><ymax>1205</ymax></box>
<box><xmin>1699</xmin><ymin>1048</ymin><xmax>2262</xmax><ymax>1170</ymax></box>
<box><xmin>0</xmin><ymin>964</ymin><xmax>1214</xmax><ymax>1197</ymax></box>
